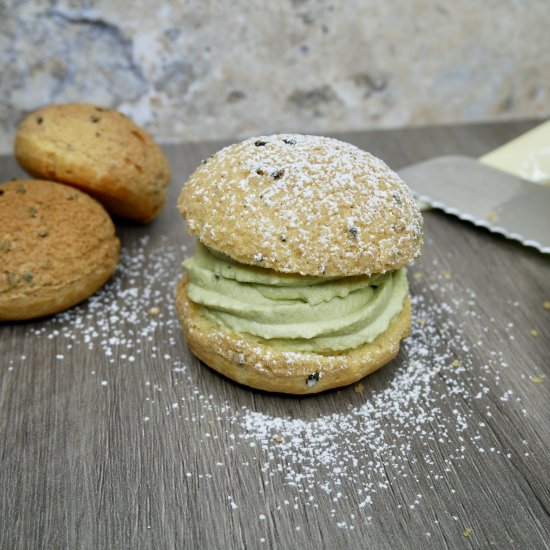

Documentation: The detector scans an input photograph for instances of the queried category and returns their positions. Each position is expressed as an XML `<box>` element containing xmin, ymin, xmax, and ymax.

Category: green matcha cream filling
<box><xmin>183</xmin><ymin>244</ymin><xmax>408</xmax><ymax>353</ymax></box>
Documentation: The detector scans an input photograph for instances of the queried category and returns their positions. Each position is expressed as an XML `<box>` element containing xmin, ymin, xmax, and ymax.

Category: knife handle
<box><xmin>479</xmin><ymin>120</ymin><xmax>550</xmax><ymax>185</ymax></box>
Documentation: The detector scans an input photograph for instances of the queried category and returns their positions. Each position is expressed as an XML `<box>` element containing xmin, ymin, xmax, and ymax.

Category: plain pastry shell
<box><xmin>0</xmin><ymin>179</ymin><xmax>120</xmax><ymax>320</ymax></box>
<box><xmin>15</xmin><ymin>103</ymin><xmax>170</xmax><ymax>223</ymax></box>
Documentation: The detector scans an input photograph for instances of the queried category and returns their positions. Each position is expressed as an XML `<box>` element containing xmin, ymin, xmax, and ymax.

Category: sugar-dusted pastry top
<box><xmin>178</xmin><ymin>134</ymin><xmax>422</xmax><ymax>277</ymax></box>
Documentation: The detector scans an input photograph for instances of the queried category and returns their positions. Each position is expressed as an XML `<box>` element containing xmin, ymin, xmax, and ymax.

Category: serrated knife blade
<box><xmin>398</xmin><ymin>155</ymin><xmax>550</xmax><ymax>254</ymax></box>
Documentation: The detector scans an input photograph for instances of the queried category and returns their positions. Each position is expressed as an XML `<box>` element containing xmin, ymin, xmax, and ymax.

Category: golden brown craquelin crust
<box><xmin>14</xmin><ymin>103</ymin><xmax>171</xmax><ymax>223</ymax></box>
<box><xmin>0</xmin><ymin>179</ymin><xmax>120</xmax><ymax>321</ymax></box>
<box><xmin>176</xmin><ymin>275</ymin><xmax>411</xmax><ymax>394</ymax></box>
<box><xmin>178</xmin><ymin>134</ymin><xmax>423</xmax><ymax>277</ymax></box>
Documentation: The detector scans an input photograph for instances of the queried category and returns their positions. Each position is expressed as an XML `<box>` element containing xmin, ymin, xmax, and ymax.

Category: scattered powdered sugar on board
<box><xmin>233</xmin><ymin>289</ymin><xmax>510</xmax><ymax>510</ymax></box>
<box><xmin>4</xmin><ymin>236</ymin><xmax>533</xmax><ymax>532</ymax></box>
<box><xmin>19</xmin><ymin>235</ymin><xmax>183</xmax><ymax>362</ymax></box>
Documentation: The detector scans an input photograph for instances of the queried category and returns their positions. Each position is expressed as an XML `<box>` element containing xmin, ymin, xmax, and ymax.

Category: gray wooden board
<box><xmin>1</xmin><ymin>121</ymin><xmax>549</xmax><ymax>549</ymax></box>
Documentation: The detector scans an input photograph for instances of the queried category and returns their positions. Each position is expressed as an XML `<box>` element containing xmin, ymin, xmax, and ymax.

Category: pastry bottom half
<box><xmin>176</xmin><ymin>275</ymin><xmax>411</xmax><ymax>394</ymax></box>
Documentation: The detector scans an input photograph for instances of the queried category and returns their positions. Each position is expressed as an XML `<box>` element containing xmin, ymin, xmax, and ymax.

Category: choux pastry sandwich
<box><xmin>176</xmin><ymin>135</ymin><xmax>423</xmax><ymax>394</ymax></box>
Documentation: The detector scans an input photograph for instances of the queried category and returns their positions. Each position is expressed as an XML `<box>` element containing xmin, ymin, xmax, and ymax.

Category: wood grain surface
<box><xmin>1</xmin><ymin>121</ymin><xmax>549</xmax><ymax>549</ymax></box>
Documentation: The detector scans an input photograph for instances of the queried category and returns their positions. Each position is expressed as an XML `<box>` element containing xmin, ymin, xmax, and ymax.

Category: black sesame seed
<box><xmin>271</xmin><ymin>169</ymin><xmax>285</xmax><ymax>180</ymax></box>
<box><xmin>282</xmin><ymin>138</ymin><xmax>296</xmax><ymax>145</ymax></box>
<box><xmin>214</xmin><ymin>274</ymin><xmax>220</xmax><ymax>281</ymax></box>
<box><xmin>349</xmin><ymin>226</ymin><xmax>358</xmax><ymax>239</ymax></box>
<box><xmin>0</xmin><ymin>189</ymin><xmax>4</xmax><ymax>195</ymax></box>
<box><xmin>306</xmin><ymin>373</ymin><xmax>320</xmax><ymax>387</ymax></box>
<box><xmin>280</xmin><ymin>234</ymin><xmax>286</xmax><ymax>242</ymax></box>
<box><xmin>36</xmin><ymin>116</ymin><xmax>43</xmax><ymax>124</ymax></box>
<box><xmin>255</xmin><ymin>168</ymin><xmax>265</xmax><ymax>176</ymax></box>
<box><xmin>255</xmin><ymin>140</ymin><xmax>267</xmax><ymax>147</ymax></box>
<box><xmin>392</xmin><ymin>192</ymin><xmax>402</xmax><ymax>205</ymax></box>
<box><xmin>90</xmin><ymin>115</ymin><xmax>101</xmax><ymax>123</ymax></box>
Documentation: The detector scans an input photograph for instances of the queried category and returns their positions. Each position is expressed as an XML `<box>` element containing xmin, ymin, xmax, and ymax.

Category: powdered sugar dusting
<box><xmin>179</xmin><ymin>135</ymin><xmax>423</xmax><ymax>276</ymax></box>
<box><xmin>3</xmin><ymin>236</ymin><xmax>534</xmax><ymax>534</ymax></box>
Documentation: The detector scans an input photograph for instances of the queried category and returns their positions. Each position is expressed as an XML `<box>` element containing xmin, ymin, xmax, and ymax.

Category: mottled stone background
<box><xmin>1</xmin><ymin>0</ymin><xmax>548</xmax><ymax>153</ymax></box>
